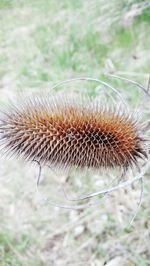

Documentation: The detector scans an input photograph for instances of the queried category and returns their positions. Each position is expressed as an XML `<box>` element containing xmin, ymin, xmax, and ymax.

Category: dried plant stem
<box><xmin>36</xmin><ymin>159</ymin><xmax>150</xmax><ymax>212</ymax></box>
<box><xmin>68</xmin><ymin>160</ymin><xmax>150</xmax><ymax>201</ymax></box>
<box><xmin>109</xmin><ymin>74</ymin><xmax>150</xmax><ymax>98</ymax></box>
<box><xmin>51</xmin><ymin>77</ymin><xmax>128</xmax><ymax>106</ymax></box>
<box><xmin>33</xmin><ymin>160</ymin><xmax>42</xmax><ymax>186</ymax></box>
<box><xmin>129</xmin><ymin>176</ymin><xmax>144</xmax><ymax>226</ymax></box>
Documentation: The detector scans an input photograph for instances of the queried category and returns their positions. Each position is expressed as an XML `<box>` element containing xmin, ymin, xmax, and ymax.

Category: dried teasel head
<box><xmin>0</xmin><ymin>88</ymin><xmax>148</xmax><ymax>173</ymax></box>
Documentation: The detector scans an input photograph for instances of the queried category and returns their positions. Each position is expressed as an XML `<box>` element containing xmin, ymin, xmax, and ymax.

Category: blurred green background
<box><xmin>0</xmin><ymin>0</ymin><xmax>150</xmax><ymax>265</ymax></box>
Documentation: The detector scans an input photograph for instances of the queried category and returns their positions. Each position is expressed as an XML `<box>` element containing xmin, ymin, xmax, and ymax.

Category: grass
<box><xmin>0</xmin><ymin>0</ymin><xmax>150</xmax><ymax>265</ymax></box>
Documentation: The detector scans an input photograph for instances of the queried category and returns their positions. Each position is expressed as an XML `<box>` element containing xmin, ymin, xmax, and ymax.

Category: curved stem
<box><xmin>50</xmin><ymin>77</ymin><xmax>127</xmax><ymax>106</ymax></box>
<box><xmin>65</xmin><ymin>160</ymin><xmax>150</xmax><ymax>201</ymax></box>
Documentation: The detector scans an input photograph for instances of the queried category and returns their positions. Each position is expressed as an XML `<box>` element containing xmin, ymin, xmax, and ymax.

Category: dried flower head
<box><xmin>0</xmin><ymin>93</ymin><xmax>148</xmax><ymax>172</ymax></box>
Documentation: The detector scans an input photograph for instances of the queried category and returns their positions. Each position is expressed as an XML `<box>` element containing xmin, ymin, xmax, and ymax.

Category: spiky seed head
<box><xmin>0</xmin><ymin>95</ymin><xmax>147</xmax><ymax>171</ymax></box>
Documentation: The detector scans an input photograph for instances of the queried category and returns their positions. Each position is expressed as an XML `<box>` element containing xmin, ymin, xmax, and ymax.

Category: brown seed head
<box><xmin>0</xmin><ymin>95</ymin><xmax>146</xmax><ymax>171</ymax></box>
